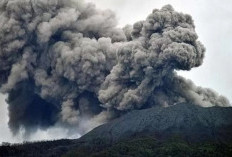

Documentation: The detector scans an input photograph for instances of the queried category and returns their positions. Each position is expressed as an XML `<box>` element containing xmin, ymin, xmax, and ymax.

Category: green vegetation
<box><xmin>0</xmin><ymin>139</ymin><xmax>75</xmax><ymax>157</ymax></box>
<box><xmin>64</xmin><ymin>136</ymin><xmax>232</xmax><ymax>157</ymax></box>
<box><xmin>1</xmin><ymin>136</ymin><xmax>232</xmax><ymax>157</ymax></box>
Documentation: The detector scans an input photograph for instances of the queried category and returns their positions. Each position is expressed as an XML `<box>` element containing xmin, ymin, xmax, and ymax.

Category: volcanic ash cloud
<box><xmin>0</xmin><ymin>0</ymin><xmax>230</xmax><ymax>135</ymax></box>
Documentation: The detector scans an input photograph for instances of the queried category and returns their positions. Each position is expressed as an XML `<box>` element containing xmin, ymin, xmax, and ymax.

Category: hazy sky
<box><xmin>0</xmin><ymin>0</ymin><xmax>232</xmax><ymax>143</ymax></box>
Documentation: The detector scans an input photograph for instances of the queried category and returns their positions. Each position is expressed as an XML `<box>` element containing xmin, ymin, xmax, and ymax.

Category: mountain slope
<box><xmin>80</xmin><ymin>103</ymin><xmax>232</xmax><ymax>143</ymax></box>
<box><xmin>1</xmin><ymin>103</ymin><xmax>232</xmax><ymax>157</ymax></box>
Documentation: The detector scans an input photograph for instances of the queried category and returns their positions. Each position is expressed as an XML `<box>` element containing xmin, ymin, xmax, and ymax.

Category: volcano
<box><xmin>1</xmin><ymin>103</ymin><xmax>232</xmax><ymax>157</ymax></box>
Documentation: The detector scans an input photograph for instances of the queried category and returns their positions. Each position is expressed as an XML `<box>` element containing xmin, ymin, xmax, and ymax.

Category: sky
<box><xmin>0</xmin><ymin>0</ymin><xmax>232</xmax><ymax>143</ymax></box>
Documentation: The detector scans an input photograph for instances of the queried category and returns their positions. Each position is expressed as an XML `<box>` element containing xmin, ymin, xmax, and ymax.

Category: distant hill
<box><xmin>1</xmin><ymin>103</ymin><xmax>232</xmax><ymax>157</ymax></box>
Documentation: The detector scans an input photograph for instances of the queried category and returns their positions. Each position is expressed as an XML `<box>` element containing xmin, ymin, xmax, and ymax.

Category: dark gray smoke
<box><xmin>0</xmin><ymin>0</ymin><xmax>230</xmax><ymax>135</ymax></box>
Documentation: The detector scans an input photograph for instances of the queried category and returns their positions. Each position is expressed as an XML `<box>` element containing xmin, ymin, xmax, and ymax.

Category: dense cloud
<box><xmin>0</xmin><ymin>0</ymin><xmax>230</xmax><ymax>135</ymax></box>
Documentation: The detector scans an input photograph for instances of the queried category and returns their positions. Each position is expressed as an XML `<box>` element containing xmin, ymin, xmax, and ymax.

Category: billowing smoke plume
<box><xmin>0</xmin><ymin>0</ymin><xmax>230</xmax><ymax>136</ymax></box>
